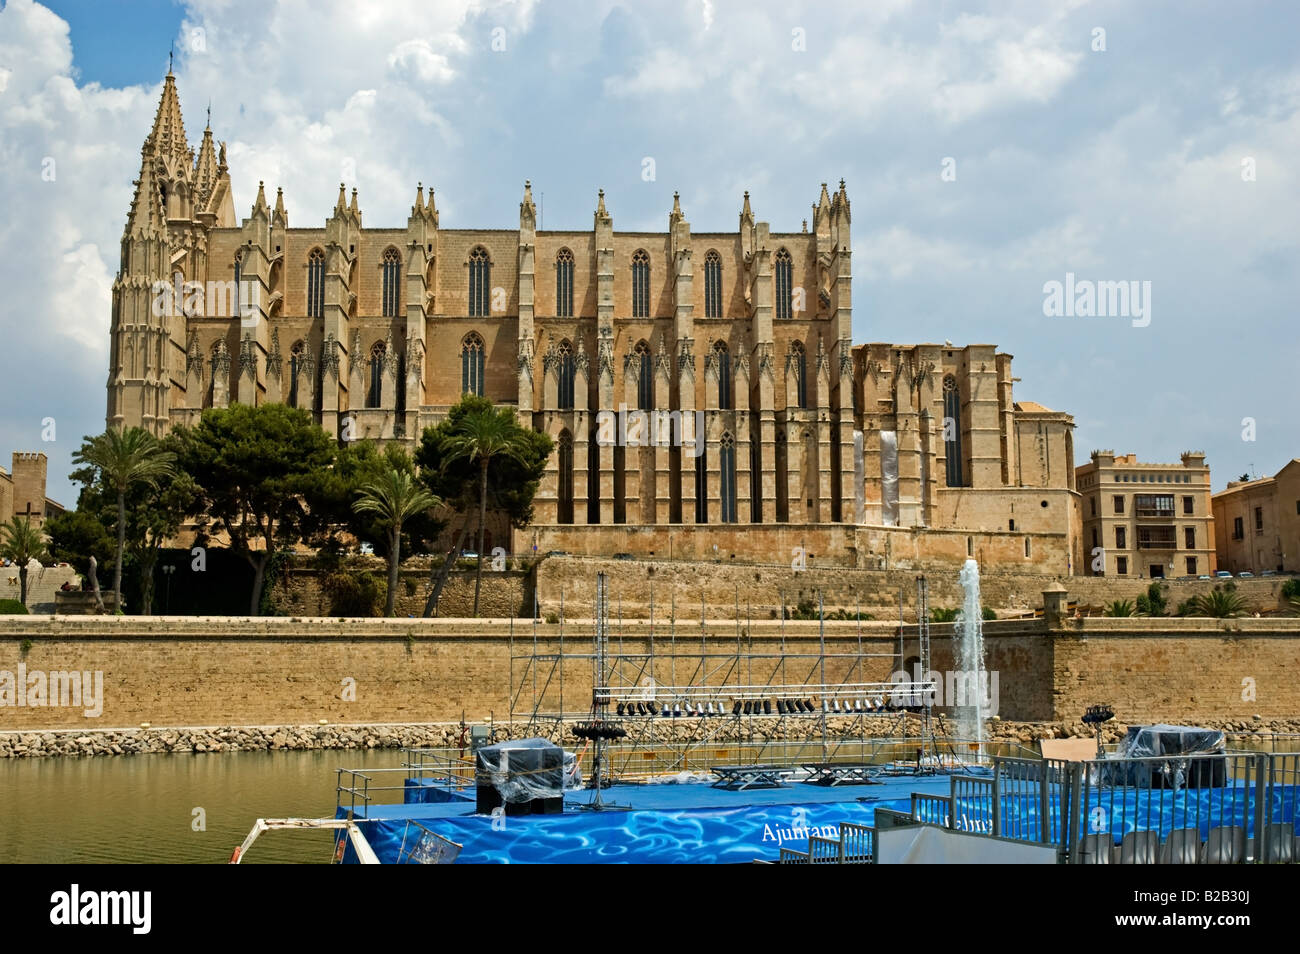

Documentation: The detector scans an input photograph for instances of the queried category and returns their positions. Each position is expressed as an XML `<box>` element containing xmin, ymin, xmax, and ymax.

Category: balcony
<box><xmin>1136</xmin><ymin>527</ymin><xmax>1177</xmax><ymax>550</ymax></box>
<box><xmin>1134</xmin><ymin>495</ymin><xmax>1174</xmax><ymax>519</ymax></box>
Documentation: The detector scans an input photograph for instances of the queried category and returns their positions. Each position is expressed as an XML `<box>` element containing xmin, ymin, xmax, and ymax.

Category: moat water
<box><xmin>0</xmin><ymin>748</ymin><xmax>398</xmax><ymax>864</ymax></box>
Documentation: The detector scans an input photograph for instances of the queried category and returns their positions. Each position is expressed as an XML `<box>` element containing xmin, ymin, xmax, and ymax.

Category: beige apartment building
<box><xmin>1212</xmin><ymin>460</ymin><xmax>1300</xmax><ymax>574</ymax></box>
<box><xmin>1075</xmin><ymin>451</ymin><xmax>1215</xmax><ymax>579</ymax></box>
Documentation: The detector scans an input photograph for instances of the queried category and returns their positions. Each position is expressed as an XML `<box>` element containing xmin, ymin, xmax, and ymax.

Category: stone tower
<box><xmin>107</xmin><ymin>69</ymin><xmax>235</xmax><ymax>433</ymax></box>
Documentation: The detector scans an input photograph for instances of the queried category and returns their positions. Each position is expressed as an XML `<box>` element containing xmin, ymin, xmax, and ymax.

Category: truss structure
<box><xmin>509</xmin><ymin>574</ymin><xmax>944</xmax><ymax>779</ymax></box>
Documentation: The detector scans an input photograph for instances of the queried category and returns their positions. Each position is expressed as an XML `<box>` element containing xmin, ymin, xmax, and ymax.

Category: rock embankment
<box><xmin>3</xmin><ymin>715</ymin><xmax>1297</xmax><ymax>759</ymax></box>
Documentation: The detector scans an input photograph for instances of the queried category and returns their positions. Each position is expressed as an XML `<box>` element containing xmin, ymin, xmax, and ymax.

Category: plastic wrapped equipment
<box><xmin>474</xmin><ymin>737</ymin><xmax>565</xmax><ymax>812</ymax></box>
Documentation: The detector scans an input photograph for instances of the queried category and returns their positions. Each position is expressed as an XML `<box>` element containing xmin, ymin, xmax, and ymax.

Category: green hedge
<box><xmin>0</xmin><ymin>598</ymin><xmax>29</xmax><ymax>614</ymax></box>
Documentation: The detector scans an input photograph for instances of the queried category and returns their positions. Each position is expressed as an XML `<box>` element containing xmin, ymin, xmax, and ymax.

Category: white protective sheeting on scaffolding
<box><xmin>853</xmin><ymin>430</ymin><xmax>865</xmax><ymax>523</ymax></box>
<box><xmin>880</xmin><ymin>430</ymin><xmax>899</xmax><ymax>526</ymax></box>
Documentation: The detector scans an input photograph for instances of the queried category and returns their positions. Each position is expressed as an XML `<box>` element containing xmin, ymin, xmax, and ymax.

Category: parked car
<box><xmin>1261</xmin><ymin>569</ymin><xmax>1278</xmax><ymax>577</ymax></box>
<box><xmin>612</xmin><ymin>552</ymin><xmax>635</xmax><ymax>560</ymax></box>
<box><xmin>545</xmin><ymin>550</ymin><xmax>568</xmax><ymax>557</ymax></box>
<box><xmin>1197</xmin><ymin>575</ymin><xmax>1212</xmax><ymax>581</ymax></box>
<box><xmin>1215</xmin><ymin>570</ymin><xmax>1233</xmax><ymax>579</ymax></box>
<box><xmin>460</xmin><ymin>550</ymin><xmax>479</xmax><ymax>560</ymax></box>
<box><xmin>1238</xmin><ymin>571</ymin><xmax>1254</xmax><ymax>578</ymax></box>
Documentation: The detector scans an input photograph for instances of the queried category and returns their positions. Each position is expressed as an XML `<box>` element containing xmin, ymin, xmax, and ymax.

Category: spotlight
<box><xmin>616</xmin><ymin>702</ymin><xmax>626</xmax><ymax>717</ymax></box>
<box><xmin>733</xmin><ymin>700</ymin><xmax>742</xmax><ymax>715</ymax></box>
<box><xmin>763</xmin><ymin>700</ymin><xmax>772</xmax><ymax>715</ymax></box>
<box><xmin>776</xmin><ymin>699</ymin><xmax>786</xmax><ymax>715</ymax></box>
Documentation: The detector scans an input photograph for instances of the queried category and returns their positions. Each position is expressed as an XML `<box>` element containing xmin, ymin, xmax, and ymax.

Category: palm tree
<box><xmin>352</xmin><ymin>468</ymin><xmax>441</xmax><ymax>617</ymax></box>
<box><xmin>443</xmin><ymin>406</ymin><xmax>527</xmax><ymax>617</ymax></box>
<box><xmin>1104</xmin><ymin>599</ymin><xmax>1136</xmax><ymax>618</ymax></box>
<box><xmin>72</xmin><ymin>427</ymin><xmax>175</xmax><ymax>612</ymax></box>
<box><xmin>0</xmin><ymin>517</ymin><xmax>48</xmax><ymax>607</ymax></box>
<box><xmin>1191</xmin><ymin>590</ymin><xmax>1246</xmax><ymax>618</ymax></box>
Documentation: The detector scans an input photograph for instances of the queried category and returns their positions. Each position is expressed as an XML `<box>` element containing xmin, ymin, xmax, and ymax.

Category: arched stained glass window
<box><xmin>713</xmin><ymin>340</ymin><xmax>731</xmax><ymax>410</ymax></box>
<box><xmin>368</xmin><ymin>341</ymin><xmax>385</xmax><ymax>407</ymax></box>
<box><xmin>462</xmin><ymin>332</ymin><xmax>485</xmax><ymax>396</ymax></box>
<box><xmin>556</xmin><ymin>249</ymin><xmax>574</xmax><ymax>318</ymax></box>
<box><xmin>382</xmin><ymin>247</ymin><xmax>402</xmax><ymax>318</ymax></box>
<box><xmin>468</xmin><ymin>246</ymin><xmax>491</xmax><ymax>317</ymax></box>
<box><xmin>704</xmin><ymin>250</ymin><xmax>722</xmax><ymax>318</ymax></box>
<box><xmin>774</xmin><ymin>248</ymin><xmax>793</xmax><ymax>320</ymax></box>
<box><xmin>307</xmin><ymin>248</ymin><xmax>325</xmax><ymax>318</ymax></box>
<box><xmin>631</xmin><ymin>249</ymin><xmax>650</xmax><ymax>318</ymax></box>
<box><xmin>557</xmin><ymin>339</ymin><xmax>575</xmax><ymax>410</ymax></box>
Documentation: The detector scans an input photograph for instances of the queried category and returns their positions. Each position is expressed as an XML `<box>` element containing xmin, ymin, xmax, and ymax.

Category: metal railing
<box><xmin>911</xmin><ymin>792</ymin><xmax>951</xmax><ymax>827</ymax></box>
<box><xmin>916</xmin><ymin>751</ymin><xmax>1300</xmax><ymax>864</ymax></box>
<box><xmin>778</xmin><ymin>821</ymin><xmax>877</xmax><ymax>864</ymax></box>
<box><xmin>336</xmin><ymin>753</ymin><xmax>478</xmax><ymax>816</ymax></box>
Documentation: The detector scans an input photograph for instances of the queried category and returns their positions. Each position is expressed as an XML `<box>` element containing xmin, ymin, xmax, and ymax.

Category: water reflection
<box><xmin>0</xmin><ymin>749</ymin><xmax>397</xmax><ymax>864</ymax></box>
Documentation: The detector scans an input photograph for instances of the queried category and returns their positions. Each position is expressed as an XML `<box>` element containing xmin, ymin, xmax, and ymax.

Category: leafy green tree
<box><xmin>1191</xmin><ymin>589</ymin><xmax>1246</xmax><ymax>618</ymax></box>
<box><xmin>352</xmin><ymin>468</ymin><xmax>441</xmax><ymax>617</ymax></box>
<box><xmin>307</xmin><ymin>441</ymin><xmax>442</xmax><ymax>559</ymax></box>
<box><xmin>416</xmin><ymin>396</ymin><xmax>552</xmax><ymax>617</ymax></box>
<box><xmin>71</xmin><ymin>427</ymin><xmax>175</xmax><ymax>609</ymax></box>
<box><xmin>45</xmin><ymin>504</ymin><xmax>115</xmax><ymax>580</ymax></box>
<box><xmin>0</xmin><ymin>517</ymin><xmax>48</xmax><ymax>606</ymax></box>
<box><xmin>170</xmin><ymin>404</ymin><xmax>336</xmax><ymax>615</ymax></box>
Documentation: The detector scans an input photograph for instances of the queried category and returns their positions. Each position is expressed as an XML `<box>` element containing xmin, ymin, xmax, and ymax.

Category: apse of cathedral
<box><xmin>107</xmin><ymin>72</ymin><xmax>1079</xmax><ymax>562</ymax></box>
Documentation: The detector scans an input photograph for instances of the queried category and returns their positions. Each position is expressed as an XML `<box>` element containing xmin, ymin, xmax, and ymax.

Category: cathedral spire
<box><xmin>413</xmin><ymin>182</ymin><xmax>425</xmax><ymax>214</ymax></box>
<box><xmin>335</xmin><ymin>182</ymin><xmax>347</xmax><ymax>214</ymax></box>
<box><xmin>272</xmin><ymin>187</ymin><xmax>288</xmax><ymax>228</ymax></box>
<box><xmin>669</xmin><ymin>190</ymin><xmax>683</xmax><ymax>231</ymax></box>
<box><xmin>253</xmin><ymin>180</ymin><xmax>269</xmax><ymax>216</ymax></box>
<box><xmin>125</xmin><ymin>138</ymin><xmax>164</xmax><ymax>237</ymax></box>
<box><xmin>520</xmin><ymin>179</ymin><xmax>536</xmax><ymax>229</ymax></box>
<box><xmin>349</xmin><ymin>187</ymin><xmax>360</xmax><ymax>218</ymax></box>
<box><xmin>193</xmin><ymin>123</ymin><xmax>219</xmax><ymax>202</ymax></box>
<box><xmin>739</xmin><ymin>190</ymin><xmax>753</xmax><ymax>230</ymax></box>
<box><xmin>147</xmin><ymin>70</ymin><xmax>189</xmax><ymax>168</ymax></box>
<box><xmin>596</xmin><ymin>188</ymin><xmax>607</xmax><ymax>217</ymax></box>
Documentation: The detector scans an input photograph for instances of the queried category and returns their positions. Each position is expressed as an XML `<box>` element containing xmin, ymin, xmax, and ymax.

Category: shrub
<box><xmin>1175</xmin><ymin>599</ymin><xmax>1197</xmax><ymax>617</ymax></box>
<box><xmin>544</xmin><ymin>612</ymin><xmax>559</xmax><ymax>625</ymax></box>
<box><xmin>982</xmin><ymin>606</ymin><xmax>997</xmax><ymax>621</ymax></box>
<box><xmin>320</xmin><ymin>570</ymin><xmax>386</xmax><ymax>617</ymax></box>
<box><xmin>931</xmin><ymin>607</ymin><xmax>959</xmax><ymax>623</ymax></box>
<box><xmin>1135</xmin><ymin>582</ymin><xmax>1167</xmax><ymax>617</ymax></box>
<box><xmin>0</xmin><ymin>598</ymin><xmax>29</xmax><ymax>614</ymax></box>
<box><xmin>1281</xmin><ymin>578</ymin><xmax>1300</xmax><ymax>601</ymax></box>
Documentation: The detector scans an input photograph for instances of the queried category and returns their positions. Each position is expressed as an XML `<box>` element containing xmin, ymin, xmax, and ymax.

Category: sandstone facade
<box><xmin>107</xmin><ymin>71</ymin><xmax>1081</xmax><ymax>573</ymax></box>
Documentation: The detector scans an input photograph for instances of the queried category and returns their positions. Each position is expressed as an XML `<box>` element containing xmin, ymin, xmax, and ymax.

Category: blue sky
<box><xmin>1</xmin><ymin>0</ymin><xmax>1298</xmax><ymax>507</ymax></box>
